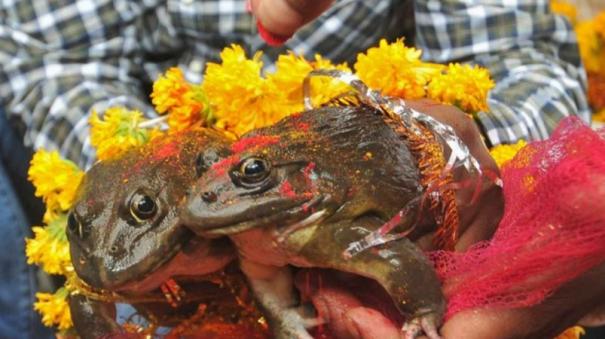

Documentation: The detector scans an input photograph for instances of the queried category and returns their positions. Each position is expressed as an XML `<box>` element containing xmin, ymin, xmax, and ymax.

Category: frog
<box><xmin>66</xmin><ymin>128</ymin><xmax>263</xmax><ymax>338</ymax></box>
<box><xmin>181</xmin><ymin>103</ymin><xmax>447</xmax><ymax>339</ymax></box>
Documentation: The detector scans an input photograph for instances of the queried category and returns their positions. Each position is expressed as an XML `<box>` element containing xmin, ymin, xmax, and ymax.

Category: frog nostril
<box><xmin>201</xmin><ymin>191</ymin><xmax>217</xmax><ymax>203</ymax></box>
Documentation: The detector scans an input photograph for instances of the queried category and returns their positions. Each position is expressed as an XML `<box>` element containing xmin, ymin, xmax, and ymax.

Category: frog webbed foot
<box><xmin>271</xmin><ymin>307</ymin><xmax>319</xmax><ymax>339</ymax></box>
<box><xmin>402</xmin><ymin>311</ymin><xmax>442</xmax><ymax>339</ymax></box>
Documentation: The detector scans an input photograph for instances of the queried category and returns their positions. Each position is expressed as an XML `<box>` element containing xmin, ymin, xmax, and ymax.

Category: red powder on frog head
<box><xmin>124</xmin><ymin>139</ymin><xmax>182</xmax><ymax>179</ymax></box>
<box><xmin>152</xmin><ymin>139</ymin><xmax>181</xmax><ymax>161</ymax></box>
<box><xmin>211</xmin><ymin>154</ymin><xmax>241</xmax><ymax>176</ymax></box>
<box><xmin>294</xmin><ymin>121</ymin><xmax>310</xmax><ymax>132</ymax></box>
<box><xmin>279</xmin><ymin>180</ymin><xmax>297</xmax><ymax>199</ymax></box>
<box><xmin>231</xmin><ymin>135</ymin><xmax>280</xmax><ymax>154</ymax></box>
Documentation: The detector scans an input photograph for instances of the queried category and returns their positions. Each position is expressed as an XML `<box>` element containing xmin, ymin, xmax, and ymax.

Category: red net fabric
<box><xmin>431</xmin><ymin>117</ymin><xmax>605</xmax><ymax>319</ymax></box>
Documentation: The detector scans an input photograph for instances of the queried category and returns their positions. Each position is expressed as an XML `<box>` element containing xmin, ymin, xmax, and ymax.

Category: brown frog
<box><xmin>66</xmin><ymin>128</ymin><xmax>264</xmax><ymax>338</ymax></box>
<box><xmin>181</xmin><ymin>104</ymin><xmax>447</xmax><ymax>339</ymax></box>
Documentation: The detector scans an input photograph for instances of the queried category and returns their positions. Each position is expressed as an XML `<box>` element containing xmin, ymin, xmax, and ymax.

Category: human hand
<box><xmin>249</xmin><ymin>0</ymin><xmax>334</xmax><ymax>38</ymax></box>
<box><xmin>297</xmin><ymin>99</ymin><xmax>506</xmax><ymax>338</ymax></box>
<box><xmin>404</xmin><ymin>98</ymin><xmax>503</xmax><ymax>251</ymax></box>
<box><xmin>439</xmin><ymin>261</ymin><xmax>605</xmax><ymax>339</ymax></box>
<box><xmin>307</xmin><ymin>266</ymin><xmax>605</xmax><ymax>339</ymax></box>
<box><xmin>318</xmin><ymin>107</ymin><xmax>605</xmax><ymax>338</ymax></box>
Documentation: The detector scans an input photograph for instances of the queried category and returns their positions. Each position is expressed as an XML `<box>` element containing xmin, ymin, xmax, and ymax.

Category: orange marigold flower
<box><xmin>354</xmin><ymin>39</ymin><xmax>443</xmax><ymax>99</ymax></box>
<box><xmin>151</xmin><ymin>67</ymin><xmax>210</xmax><ymax>132</ymax></box>
<box><xmin>427</xmin><ymin>63</ymin><xmax>494</xmax><ymax>114</ymax></box>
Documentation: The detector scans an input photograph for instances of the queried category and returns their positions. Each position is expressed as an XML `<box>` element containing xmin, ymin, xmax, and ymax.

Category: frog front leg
<box><xmin>68</xmin><ymin>294</ymin><xmax>123</xmax><ymax>339</ymax></box>
<box><xmin>285</xmin><ymin>216</ymin><xmax>445</xmax><ymax>339</ymax></box>
<box><xmin>240</xmin><ymin>259</ymin><xmax>316</xmax><ymax>339</ymax></box>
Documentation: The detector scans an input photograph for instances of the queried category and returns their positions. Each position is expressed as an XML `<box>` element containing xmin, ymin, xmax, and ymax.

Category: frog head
<box><xmin>182</xmin><ymin>105</ymin><xmax>424</xmax><ymax>238</ymax></box>
<box><xmin>67</xmin><ymin>128</ymin><xmax>235</xmax><ymax>291</ymax></box>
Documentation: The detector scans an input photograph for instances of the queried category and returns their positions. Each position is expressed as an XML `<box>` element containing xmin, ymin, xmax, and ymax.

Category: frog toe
<box><xmin>401</xmin><ymin>311</ymin><xmax>442</xmax><ymax>339</ymax></box>
<box><xmin>271</xmin><ymin>307</ymin><xmax>317</xmax><ymax>339</ymax></box>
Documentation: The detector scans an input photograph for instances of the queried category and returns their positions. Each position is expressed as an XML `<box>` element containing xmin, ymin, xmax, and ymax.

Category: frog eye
<box><xmin>67</xmin><ymin>212</ymin><xmax>87</xmax><ymax>239</ymax></box>
<box><xmin>237</xmin><ymin>157</ymin><xmax>271</xmax><ymax>186</ymax></box>
<box><xmin>129</xmin><ymin>193</ymin><xmax>157</xmax><ymax>222</ymax></box>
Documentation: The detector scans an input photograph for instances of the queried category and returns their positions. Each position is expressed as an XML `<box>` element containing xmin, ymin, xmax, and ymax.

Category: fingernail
<box><xmin>256</xmin><ymin>20</ymin><xmax>291</xmax><ymax>46</ymax></box>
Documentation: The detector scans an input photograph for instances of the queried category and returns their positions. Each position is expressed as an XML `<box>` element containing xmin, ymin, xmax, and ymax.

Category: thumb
<box><xmin>344</xmin><ymin>307</ymin><xmax>403</xmax><ymax>339</ymax></box>
<box><xmin>250</xmin><ymin>0</ymin><xmax>334</xmax><ymax>37</ymax></box>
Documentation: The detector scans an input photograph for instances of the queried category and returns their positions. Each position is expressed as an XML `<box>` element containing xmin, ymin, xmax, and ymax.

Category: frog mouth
<box><xmin>198</xmin><ymin>195</ymin><xmax>326</xmax><ymax>236</ymax></box>
<box><xmin>114</xmin><ymin>236</ymin><xmax>235</xmax><ymax>294</ymax></box>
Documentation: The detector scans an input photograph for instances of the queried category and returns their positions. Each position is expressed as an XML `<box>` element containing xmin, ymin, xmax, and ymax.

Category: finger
<box><xmin>344</xmin><ymin>307</ymin><xmax>402</xmax><ymax>339</ymax></box>
<box><xmin>442</xmin><ymin>261</ymin><xmax>605</xmax><ymax>338</ymax></box>
<box><xmin>250</xmin><ymin>0</ymin><xmax>334</xmax><ymax>37</ymax></box>
<box><xmin>454</xmin><ymin>184</ymin><xmax>502</xmax><ymax>251</ymax></box>
<box><xmin>404</xmin><ymin>99</ymin><xmax>498</xmax><ymax>173</ymax></box>
<box><xmin>404</xmin><ymin>99</ymin><xmax>503</xmax><ymax>248</ymax></box>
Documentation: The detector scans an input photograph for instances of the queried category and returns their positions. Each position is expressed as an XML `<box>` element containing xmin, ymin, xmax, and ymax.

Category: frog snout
<box><xmin>201</xmin><ymin>191</ymin><xmax>217</xmax><ymax>203</ymax></box>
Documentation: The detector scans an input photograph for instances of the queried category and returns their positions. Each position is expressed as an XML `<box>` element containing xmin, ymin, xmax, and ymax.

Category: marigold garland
<box><xmin>151</xmin><ymin>67</ymin><xmax>212</xmax><ymax>131</ymax></box>
<box><xmin>355</xmin><ymin>39</ymin><xmax>444</xmax><ymax>100</ymax></box>
<box><xmin>26</xmin><ymin>150</ymin><xmax>81</xmax><ymax>331</ymax></box>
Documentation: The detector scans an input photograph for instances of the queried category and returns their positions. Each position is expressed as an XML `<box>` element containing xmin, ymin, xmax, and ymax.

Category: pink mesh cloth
<box><xmin>431</xmin><ymin>117</ymin><xmax>605</xmax><ymax>319</ymax></box>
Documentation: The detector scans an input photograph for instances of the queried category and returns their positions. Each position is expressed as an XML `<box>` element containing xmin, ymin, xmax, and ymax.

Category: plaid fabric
<box><xmin>0</xmin><ymin>0</ymin><xmax>590</xmax><ymax>168</ymax></box>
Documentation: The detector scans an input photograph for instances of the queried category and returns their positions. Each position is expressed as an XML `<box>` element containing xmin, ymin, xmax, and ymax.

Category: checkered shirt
<box><xmin>0</xmin><ymin>0</ymin><xmax>591</xmax><ymax>168</ymax></box>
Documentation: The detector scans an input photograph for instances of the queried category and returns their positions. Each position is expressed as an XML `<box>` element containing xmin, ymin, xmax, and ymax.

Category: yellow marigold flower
<box><xmin>25</xmin><ymin>214</ymin><xmax>72</xmax><ymax>275</ymax></box>
<box><xmin>555</xmin><ymin>326</ymin><xmax>585</xmax><ymax>339</ymax></box>
<box><xmin>269</xmin><ymin>53</ymin><xmax>352</xmax><ymax>110</ymax></box>
<box><xmin>28</xmin><ymin>150</ymin><xmax>84</xmax><ymax>217</ymax></box>
<box><xmin>427</xmin><ymin>63</ymin><xmax>494</xmax><ymax>114</ymax></box>
<box><xmin>354</xmin><ymin>39</ymin><xmax>444</xmax><ymax>99</ymax></box>
<box><xmin>90</xmin><ymin>107</ymin><xmax>160</xmax><ymax>160</ymax></box>
<box><xmin>34</xmin><ymin>288</ymin><xmax>72</xmax><ymax>330</ymax></box>
<box><xmin>575</xmin><ymin>20</ymin><xmax>604</xmax><ymax>74</ymax></box>
<box><xmin>550</xmin><ymin>0</ymin><xmax>577</xmax><ymax>26</ymax></box>
<box><xmin>151</xmin><ymin>67</ymin><xmax>211</xmax><ymax>132</ymax></box>
<box><xmin>203</xmin><ymin>44</ymin><xmax>288</xmax><ymax>136</ymax></box>
<box><xmin>489</xmin><ymin>140</ymin><xmax>528</xmax><ymax>168</ymax></box>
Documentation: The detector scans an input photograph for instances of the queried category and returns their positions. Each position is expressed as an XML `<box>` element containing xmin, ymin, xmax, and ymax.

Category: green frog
<box><xmin>181</xmin><ymin>104</ymin><xmax>447</xmax><ymax>339</ymax></box>
<box><xmin>66</xmin><ymin>128</ymin><xmax>261</xmax><ymax>338</ymax></box>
